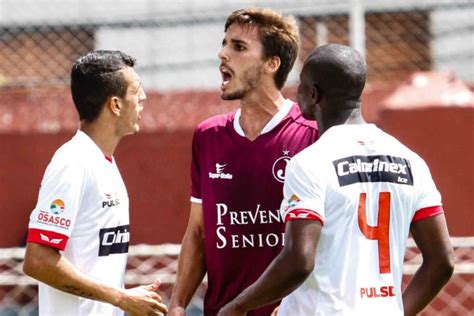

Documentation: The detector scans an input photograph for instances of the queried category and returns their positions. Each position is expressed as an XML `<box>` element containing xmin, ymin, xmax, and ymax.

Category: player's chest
<box><xmin>201</xmin><ymin>144</ymin><xmax>294</xmax><ymax>185</ymax></box>
<box><xmin>81</xmin><ymin>169</ymin><xmax>129</xmax><ymax>221</ymax></box>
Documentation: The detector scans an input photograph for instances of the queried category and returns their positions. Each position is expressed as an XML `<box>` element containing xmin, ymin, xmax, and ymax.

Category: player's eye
<box><xmin>234</xmin><ymin>43</ymin><xmax>245</xmax><ymax>51</ymax></box>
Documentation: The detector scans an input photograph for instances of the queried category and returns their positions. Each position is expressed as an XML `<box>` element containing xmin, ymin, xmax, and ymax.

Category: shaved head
<box><xmin>304</xmin><ymin>44</ymin><xmax>367</xmax><ymax>103</ymax></box>
<box><xmin>297</xmin><ymin>44</ymin><xmax>368</xmax><ymax>133</ymax></box>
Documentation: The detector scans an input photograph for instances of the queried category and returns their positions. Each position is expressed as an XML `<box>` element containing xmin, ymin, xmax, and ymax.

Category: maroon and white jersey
<box><xmin>191</xmin><ymin>100</ymin><xmax>318</xmax><ymax>315</ymax></box>
<box><xmin>279</xmin><ymin>124</ymin><xmax>443</xmax><ymax>316</ymax></box>
<box><xmin>27</xmin><ymin>131</ymin><xmax>129</xmax><ymax>316</ymax></box>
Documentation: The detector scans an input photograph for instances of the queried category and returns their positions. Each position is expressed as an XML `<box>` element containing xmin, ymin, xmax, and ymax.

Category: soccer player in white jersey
<box><xmin>23</xmin><ymin>51</ymin><xmax>168</xmax><ymax>316</ymax></box>
<box><xmin>219</xmin><ymin>44</ymin><xmax>454</xmax><ymax>316</ymax></box>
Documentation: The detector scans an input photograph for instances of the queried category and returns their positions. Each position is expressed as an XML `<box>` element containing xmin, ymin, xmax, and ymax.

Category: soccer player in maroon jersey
<box><xmin>218</xmin><ymin>44</ymin><xmax>454</xmax><ymax>316</ymax></box>
<box><xmin>169</xmin><ymin>8</ymin><xmax>319</xmax><ymax>316</ymax></box>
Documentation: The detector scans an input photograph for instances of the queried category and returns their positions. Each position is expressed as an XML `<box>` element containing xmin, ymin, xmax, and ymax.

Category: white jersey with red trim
<box><xmin>279</xmin><ymin>124</ymin><xmax>443</xmax><ymax>316</ymax></box>
<box><xmin>27</xmin><ymin>130</ymin><xmax>129</xmax><ymax>316</ymax></box>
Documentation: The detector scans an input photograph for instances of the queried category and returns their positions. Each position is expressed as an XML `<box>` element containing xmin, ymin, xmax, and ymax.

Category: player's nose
<box><xmin>218</xmin><ymin>46</ymin><xmax>229</xmax><ymax>62</ymax></box>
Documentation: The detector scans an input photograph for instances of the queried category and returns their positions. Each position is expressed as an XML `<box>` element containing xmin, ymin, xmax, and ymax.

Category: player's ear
<box><xmin>314</xmin><ymin>84</ymin><xmax>323</xmax><ymax>104</ymax></box>
<box><xmin>264</xmin><ymin>56</ymin><xmax>281</xmax><ymax>75</ymax></box>
<box><xmin>108</xmin><ymin>96</ymin><xmax>121</xmax><ymax>117</ymax></box>
<box><xmin>308</xmin><ymin>84</ymin><xmax>319</xmax><ymax>105</ymax></box>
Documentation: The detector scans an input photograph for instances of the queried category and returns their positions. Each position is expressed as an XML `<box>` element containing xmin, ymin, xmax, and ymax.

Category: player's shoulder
<box><xmin>53</xmin><ymin>135</ymin><xmax>83</xmax><ymax>161</ymax></box>
<box><xmin>374</xmin><ymin>128</ymin><xmax>431</xmax><ymax>173</ymax></box>
<box><xmin>289</xmin><ymin>139</ymin><xmax>325</xmax><ymax>170</ymax></box>
<box><xmin>194</xmin><ymin>111</ymin><xmax>234</xmax><ymax>134</ymax></box>
<box><xmin>287</xmin><ymin>102</ymin><xmax>318</xmax><ymax>131</ymax></box>
<box><xmin>50</xmin><ymin>132</ymin><xmax>96</xmax><ymax>170</ymax></box>
<box><xmin>378</xmin><ymin>129</ymin><xmax>424</xmax><ymax>160</ymax></box>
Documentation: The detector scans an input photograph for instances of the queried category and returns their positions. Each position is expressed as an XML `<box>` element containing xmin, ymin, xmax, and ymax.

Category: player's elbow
<box><xmin>23</xmin><ymin>247</ymin><xmax>42</xmax><ymax>278</ymax></box>
<box><xmin>436</xmin><ymin>251</ymin><xmax>455</xmax><ymax>283</ymax></box>
<box><xmin>23</xmin><ymin>243</ymin><xmax>58</xmax><ymax>280</ymax></box>
<box><xmin>292</xmin><ymin>262</ymin><xmax>314</xmax><ymax>284</ymax></box>
<box><xmin>281</xmin><ymin>242</ymin><xmax>316</xmax><ymax>281</ymax></box>
<box><xmin>425</xmin><ymin>249</ymin><xmax>455</xmax><ymax>284</ymax></box>
<box><xmin>289</xmin><ymin>252</ymin><xmax>315</xmax><ymax>281</ymax></box>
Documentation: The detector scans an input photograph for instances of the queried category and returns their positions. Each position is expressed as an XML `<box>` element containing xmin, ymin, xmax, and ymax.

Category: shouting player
<box><xmin>169</xmin><ymin>7</ymin><xmax>318</xmax><ymax>316</ymax></box>
<box><xmin>218</xmin><ymin>44</ymin><xmax>454</xmax><ymax>316</ymax></box>
<box><xmin>23</xmin><ymin>51</ymin><xmax>168</xmax><ymax>316</ymax></box>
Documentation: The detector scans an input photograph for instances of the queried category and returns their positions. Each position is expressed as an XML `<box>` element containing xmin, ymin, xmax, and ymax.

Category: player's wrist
<box><xmin>170</xmin><ymin>306</ymin><xmax>186</xmax><ymax>314</ymax></box>
<box><xmin>169</xmin><ymin>293</ymin><xmax>189</xmax><ymax>309</ymax></box>
<box><xmin>226</xmin><ymin>299</ymin><xmax>248</xmax><ymax>314</ymax></box>
<box><xmin>108</xmin><ymin>287</ymin><xmax>127</xmax><ymax>309</ymax></box>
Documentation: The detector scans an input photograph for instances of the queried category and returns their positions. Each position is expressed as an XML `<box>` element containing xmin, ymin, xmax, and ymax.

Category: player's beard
<box><xmin>221</xmin><ymin>63</ymin><xmax>263</xmax><ymax>100</ymax></box>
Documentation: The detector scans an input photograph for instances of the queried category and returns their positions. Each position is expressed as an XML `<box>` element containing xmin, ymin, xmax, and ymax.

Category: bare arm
<box><xmin>169</xmin><ymin>202</ymin><xmax>207</xmax><ymax>315</ymax></box>
<box><xmin>218</xmin><ymin>219</ymin><xmax>322</xmax><ymax>316</ymax></box>
<box><xmin>403</xmin><ymin>214</ymin><xmax>454</xmax><ymax>316</ymax></box>
<box><xmin>23</xmin><ymin>242</ymin><xmax>168</xmax><ymax>316</ymax></box>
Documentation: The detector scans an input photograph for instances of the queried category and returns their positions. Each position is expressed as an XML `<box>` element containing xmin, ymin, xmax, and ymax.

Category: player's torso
<box><xmin>284</xmin><ymin>125</ymin><xmax>417</xmax><ymax>315</ymax></box>
<box><xmin>200</xmin><ymin>115</ymin><xmax>316</xmax><ymax>251</ymax></box>
<box><xmin>37</xmin><ymin>134</ymin><xmax>129</xmax><ymax>316</ymax></box>
<box><xmin>311</xmin><ymin>179</ymin><xmax>413</xmax><ymax>315</ymax></box>
<box><xmin>197</xmin><ymin>109</ymin><xmax>317</xmax><ymax>313</ymax></box>
<box><xmin>65</xmin><ymin>157</ymin><xmax>130</xmax><ymax>283</ymax></box>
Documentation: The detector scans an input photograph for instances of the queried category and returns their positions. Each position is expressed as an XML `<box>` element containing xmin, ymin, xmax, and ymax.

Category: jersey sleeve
<box><xmin>190</xmin><ymin>128</ymin><xmax>202</xmax><ymax>203</ymax></box>
<box><xmin>280</xmin><ymin>157</ymin><xmax>325</xmax><ymax>224</ymax></box>
<box><xmin>412</xmin><ymin>158</ymin><xmax>443</xmax><ymax>222</ymax></box>
<box><xmin>27</xmin><ymin>160</ymin><xmax>87</xmax><ymax>250</ymax></box>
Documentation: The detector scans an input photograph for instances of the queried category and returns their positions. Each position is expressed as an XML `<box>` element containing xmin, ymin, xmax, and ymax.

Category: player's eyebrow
<box><xmin>222</xmin><ymin>38</ymin><xmax>248</xmax><ymax>47</ymax></box>
<box><xmin>130</xmin><ymin>80</ymin><xmax>141</xmax><ymax>92</ymax></box>
<box><xmin>231</xmin><ymin>38</ymin><xmax>247</xmax><ymax>46</ymax></box>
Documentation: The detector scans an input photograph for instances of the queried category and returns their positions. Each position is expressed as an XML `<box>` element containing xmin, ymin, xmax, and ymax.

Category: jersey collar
<box><xmin>76</xmin><ymin>130</ymin><xmax>114</xmax><ymax>163</ymax></box>
<box><xmin>322</xmin><ymin>124</ymin><xmax>378</xmax><ymax>139</ymax></box>
<box><xmin>233</xmin><ymin>99</ymin><xmax>293</xmax><ymax>137</ymax></box>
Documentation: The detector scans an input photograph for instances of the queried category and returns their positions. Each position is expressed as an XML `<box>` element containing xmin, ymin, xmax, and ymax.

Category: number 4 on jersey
<box><xmin>357</xmin><ymin>192</ymin><xmax>391</xmax><ymax>274</ymax></box>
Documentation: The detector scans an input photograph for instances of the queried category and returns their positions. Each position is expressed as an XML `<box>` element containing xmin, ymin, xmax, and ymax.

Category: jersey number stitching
<box><xmin>357</xmin><ymin>192</ymin><xmax>391</xmax><ymax>274</ymax></box>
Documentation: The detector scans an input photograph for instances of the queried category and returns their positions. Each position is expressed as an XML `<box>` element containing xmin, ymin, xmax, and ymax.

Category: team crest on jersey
<box><xmin>287</xmin><ymin>194</ymin><xmax>301</xmax><ymax>207</ymax></box>
<box><xmin>50</xmin><ymin>199</ymin><xmax>65</xmax><ymax>214</ymax></box>
<box><xmin>37</xmin><ymin>199</ymin><xmax>71</xmax><ymax>229</ymax></box>
<box><xmin>272</xmin><ymin>149</ymin><xmax>291</xmax><ymax>183</ymax></box>
<box><xmin>208</xmin><ymin>163</ymin><xmax>233</xmax><ymax>180</ymax></box>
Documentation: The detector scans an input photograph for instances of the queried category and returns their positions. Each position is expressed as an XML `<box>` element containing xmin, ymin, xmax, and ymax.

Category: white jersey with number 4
<box><xmin>27</xmin><ymin>131</ymin><xmax>130</xmax><ymax>316</ymax></box>
<box><xmin>279</xmin><ymin>124</ymin><xmax>443</xmax><ymax>316</ymax></box>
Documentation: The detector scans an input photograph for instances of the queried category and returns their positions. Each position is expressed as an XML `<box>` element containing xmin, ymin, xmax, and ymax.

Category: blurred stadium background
<box><xmin>0</xmin><ymin>0</ymin><xmax>473</xmax><ymax>315</ymax></box>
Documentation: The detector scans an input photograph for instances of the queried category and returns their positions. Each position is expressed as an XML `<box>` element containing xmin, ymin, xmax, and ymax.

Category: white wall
<box><xmin>432</xmin><ymin>7</ymin><xmax>474</xmax><ymax>82</ymax></box>
<box><xmin>1</xmin><ymin>0</ymin><xmax>472</xmax><ymax>90</ymax></box>
<box><xmin>96</xmin><ymin>23</ymin><xmax>224</xmax><ymax>91</ymax></box>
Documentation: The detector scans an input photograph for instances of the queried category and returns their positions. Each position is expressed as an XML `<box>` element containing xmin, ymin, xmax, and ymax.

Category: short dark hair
<box><xmin>225</xmin><ymin>8</ymin><xmax>299</xmax><ymax>90</ymax></box>
<box><xmin>70</xmin><ymin>50</ymin><xmax>136</xmax><ymax>123</ymax></box>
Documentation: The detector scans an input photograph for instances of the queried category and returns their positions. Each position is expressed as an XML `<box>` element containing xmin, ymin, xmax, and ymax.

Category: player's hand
<box><xmin>169</xmin><ymin>306</ymin><xmax>186</xmax><ymax>316</ymax></box>
<box><xmin>118</xmin><ymin>280</ymin><xmax>168</xmax><ymax>316</ymax></box>
<box><xmin>217</xmin><ymin>302</ymin><xmax>247</xmax><ymax>316</ymax></box>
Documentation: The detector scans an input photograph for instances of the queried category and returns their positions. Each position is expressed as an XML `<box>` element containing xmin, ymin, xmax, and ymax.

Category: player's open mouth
<box><xmin>220</xmin><ymin>66</ymin><xmax>233</xmax><ymax>88</ymax></box>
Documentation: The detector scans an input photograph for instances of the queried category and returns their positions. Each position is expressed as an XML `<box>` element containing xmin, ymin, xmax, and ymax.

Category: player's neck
<box><xmin>80</xmin><ymin>120</ymin><xmax>121</xmax><ymax>157</ymax></box>
<box><xmin>239</xmin><ymin>91</ymin><xmax>285</xmax><ymax>141</ymax></box>
<box><xmin>320</xmin><ymin>108</ymin><xmax>366</xmax><ymax>135</ymax></box>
